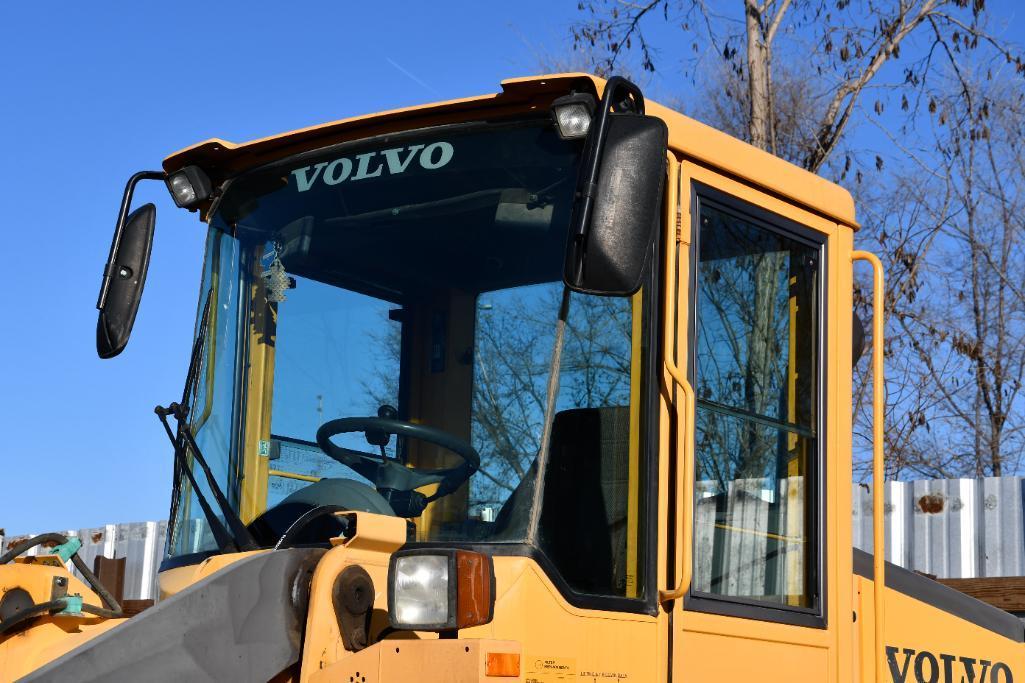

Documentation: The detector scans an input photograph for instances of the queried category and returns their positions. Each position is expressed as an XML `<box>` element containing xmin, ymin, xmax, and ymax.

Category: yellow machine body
<box><xmin>2</xmin><ymin>73</ymin><xmax>1020</xmax><ymax>683</ymax></box>
<box><xmin>0</xmin><ymin>558</ymin><xmax>124</xmax><ymax>680</ymax></box>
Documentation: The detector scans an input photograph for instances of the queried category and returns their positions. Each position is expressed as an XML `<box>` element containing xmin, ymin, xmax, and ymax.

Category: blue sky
<box><xmin>0</xmin><ymin>1</ymin><xmax>585</xmax><ymax>532</ymax></box>
<box><xmin>1</xmin><ymin>1</ymin><xmax>1021</xmax><ymax>533</ymax></box>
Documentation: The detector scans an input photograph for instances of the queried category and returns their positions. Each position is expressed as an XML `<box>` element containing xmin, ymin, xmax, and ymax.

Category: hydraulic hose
<box><xmin>0</xmin><ymin>533</ymin><xmax>123</xmax><ymax>614</ymax></box>
<box><xmin>0</xmin><ymin>533</ymin><xmax>69</xmax><ymax>564</ymax></box>
<box><xmin>273</xmin><ymin>505</ymin><xmax>351</xmax><ymax>550</ymax></box>
<box><xmin>0</xmin><ymin>599</ymin><xmax>122</xmax><ymax>637</ymax></box>
<box><xmin>68</xmin><ymin>553</ymin><xmax>124</xmax><ymax>614</ymax></box>
<box><xmin>80</xmin><ymin>603</ymin><xmax>123</xmax><ymax>619</ymax></box>
<box><xmin>0</xmin><ymin>600</ymin><xmax>67</xmax><ymax>636</ymax></box>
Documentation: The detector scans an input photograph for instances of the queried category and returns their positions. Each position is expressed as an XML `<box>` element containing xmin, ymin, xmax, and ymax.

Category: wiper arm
<box><xmin>156</xmin><ymin>402</ymin><xmax>257</xmax><ymax>552</ymax></box>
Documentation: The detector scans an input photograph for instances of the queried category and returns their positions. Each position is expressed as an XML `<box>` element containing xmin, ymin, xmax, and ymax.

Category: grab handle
<box><xmin>659</xmin><ymin>166</ymin><xmax>695</xmax><ymax>603</ymax></box>
<box><xmin>853</xmin><ymin>250</ymin><xmax>886</xmax><ymax>683</ymax></box>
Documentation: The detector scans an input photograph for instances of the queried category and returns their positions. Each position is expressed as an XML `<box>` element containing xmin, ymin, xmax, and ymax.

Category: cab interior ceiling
<box><xmin>232</xmin><ymin>208</ymin><xmax>568</xmax><ymax>305</ymax></box>
<box><xmin>292</xmin><ymin>198</ymin><xmax>570</xmax><ymax>299</ymax></box>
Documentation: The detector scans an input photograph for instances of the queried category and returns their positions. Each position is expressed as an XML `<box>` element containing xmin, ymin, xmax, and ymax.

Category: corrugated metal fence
<box><xmin>0</xmin><ymin>521</ymin><xmax>167</xmax><ymax>600</ymax></box>
<box><xmin>852</xmin><ymin>477</ymin><xmax>1025</xmax><ymax>579</ymax></box>
<box><xmin>3</xmin><ymin>476</ymin><xmax>1025</xmax><ymax>600</ymax></box>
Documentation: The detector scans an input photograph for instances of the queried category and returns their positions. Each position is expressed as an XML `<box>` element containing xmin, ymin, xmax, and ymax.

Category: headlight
<box><xmin>387</xmin><ymin>549</ymin><xmax>494</xmax><ymax>632</ymax></box>
<box><xmin>393</xmin><ymin>554</ymin><xmax>449</xmax><ymax>627</ymax></box>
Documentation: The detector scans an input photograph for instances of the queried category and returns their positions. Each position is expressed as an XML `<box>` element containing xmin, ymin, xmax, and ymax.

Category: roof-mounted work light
<box><xmin>551</xmin><ymin>92</ymin><xmax>597</xmax><ymax>140</ymax></box>
<box><xmin>165</xmin><ymin>165</ymin><xmax>213</xmax><ymax>209</ymax></box>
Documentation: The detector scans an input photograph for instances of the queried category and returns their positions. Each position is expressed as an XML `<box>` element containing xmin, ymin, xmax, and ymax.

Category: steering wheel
<box><xmin>316</xmin><ymin>410</ymin><xmax>480</xmax><ymax>517</ymax></box>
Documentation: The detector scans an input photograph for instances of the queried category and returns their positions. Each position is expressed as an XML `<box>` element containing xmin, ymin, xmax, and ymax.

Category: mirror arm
<box><xmin>96</xmin><ymin>170</ymin><xmax>166</xmax><ymax>311</ymax></box>
<box><xmin>574</xmin><ymin>78</ymin><xmax>646</xmax><ymax>224</ymax></box>
<box><xmin>568</xmin><ymin>77</ymin><xmax>648</xmax><ymax>283</ymax></box>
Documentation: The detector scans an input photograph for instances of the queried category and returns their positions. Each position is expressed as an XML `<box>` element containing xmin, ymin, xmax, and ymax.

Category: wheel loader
<box><xmin>1</xmin><ymin>73</ymin><xmax>1021</xmax><ymax>682</ymax></box>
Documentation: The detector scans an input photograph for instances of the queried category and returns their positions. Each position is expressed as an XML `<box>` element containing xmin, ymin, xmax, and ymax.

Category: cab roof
<box><xmin>163</xmin><ymin>73</ymin><xmax>856</xmax><ymax>228</ymax></box>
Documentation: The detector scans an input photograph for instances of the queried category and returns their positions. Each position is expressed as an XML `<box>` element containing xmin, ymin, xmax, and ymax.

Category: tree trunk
<box><xmin>745</xmin><ymin>1</ymin><xmax>772</xmax><ymax>152</ymax></box>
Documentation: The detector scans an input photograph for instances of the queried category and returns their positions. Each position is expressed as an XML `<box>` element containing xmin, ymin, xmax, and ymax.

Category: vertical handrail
<box><xmin>659</xmin><ymin>168</ymin><xmax>695</xmax><ymax>603</ymax></box>
<box><xmin>853</xmin><ymin>250</ymin><xmax>886</xmax><ymax>683</ymax></box>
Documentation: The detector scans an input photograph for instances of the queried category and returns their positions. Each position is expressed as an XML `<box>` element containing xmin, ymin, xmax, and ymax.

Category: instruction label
<box><xmin>525</xmin><ymin>656</ymin><xmax>577</xmax><ymax>682</ymax></box>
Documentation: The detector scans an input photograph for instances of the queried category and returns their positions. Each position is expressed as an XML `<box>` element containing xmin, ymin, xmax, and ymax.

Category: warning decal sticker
<box><xmin>525</xmin><ymin>656</ymin><xmax>577</xmax><ymax>682</ymax></box>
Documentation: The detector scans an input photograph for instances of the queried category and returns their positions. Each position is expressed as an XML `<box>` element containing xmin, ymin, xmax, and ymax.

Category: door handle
<box><xmin>659</xmin><ymin>184</ymin><xmax>695</xmax><ymax>603</ymax></box>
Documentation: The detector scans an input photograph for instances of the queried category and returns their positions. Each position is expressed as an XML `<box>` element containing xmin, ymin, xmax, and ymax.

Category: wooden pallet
<box><xmin>937</xmin><ymin>576</ymin><xmax>1025</xmax><ymax>615</ymax></box>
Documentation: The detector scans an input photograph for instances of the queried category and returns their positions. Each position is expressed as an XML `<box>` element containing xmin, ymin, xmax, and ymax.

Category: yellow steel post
<box><xmin>239</xmin><ymin>247</ymin><xmax>276</xmax><ymax>523</ymax></box>
<box><xmin>853</xmin><ymin>250</ymin><xmax>885</xmax><ymax>683</ymax></box>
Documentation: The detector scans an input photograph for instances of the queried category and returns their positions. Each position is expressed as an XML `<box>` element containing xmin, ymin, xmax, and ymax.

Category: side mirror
<box><xmin>564</xmin><ymin>77</ymin><xmax>669</xmax><ymax>296</ymax></box>
<box><xmin>96</xmin><ymin>203</ymin><xmax>156</xmax><ymax>358</ymax></box>
<box><xmin>852</xmin><ymin>311</ymin><xmax>867</xmax><ymax>365</ymax></box>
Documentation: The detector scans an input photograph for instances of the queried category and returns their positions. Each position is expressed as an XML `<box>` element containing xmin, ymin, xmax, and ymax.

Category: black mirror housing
<box><xmin>97</xmin><ymin>203</ymin><xmax>156</xmax><ymax>358</ymax></box>
<box><xmin>565</xmin><ymin>114</ymin><xmax>667</xmax><ymax>295</ymax></box>
<box><xmin>564</xmin><ymin>77</ymin><xmax>669</xmax><ymax>296</ymax></box>
<box><xmin>852</xmin><ymin>310</ymin><xmax>867</xmax><ymax>365</ymax></box>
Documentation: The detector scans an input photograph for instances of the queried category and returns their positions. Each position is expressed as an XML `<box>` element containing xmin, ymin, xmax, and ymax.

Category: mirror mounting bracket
<box><xmin>96</xmin><ymin>170</ymin><xmax>165</xmax><ymax>311</ymax></box>
<box><xmin>570</xmin><ymin>76</ymin><xmax>646</xmax><ymax>243</ymax></box>
<box><xmin>563</xmin><ymin>76</ymin><xmax>668</xmax><ymax>296</ymax></box>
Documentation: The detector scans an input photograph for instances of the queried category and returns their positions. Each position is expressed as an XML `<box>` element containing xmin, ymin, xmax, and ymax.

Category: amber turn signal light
<box><xmin>455</xmin><ymin>550</ymin><xmax>494</xmax><ymax>629</ymax></box>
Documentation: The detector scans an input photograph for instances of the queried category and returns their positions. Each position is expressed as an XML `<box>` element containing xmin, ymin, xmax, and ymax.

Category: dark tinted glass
<box><xmin>536</xmin><ymin>293</ymin><xmax>648</xmax><ymax>598</ymax></box>
<box><xmin>695</xmin><ymin>205</ymin><xmax>817</xmax><ymax>427</ymax></box>
<box><xmin>693</xmin><ymin>199</ymin><xmax>819</xmax><ymax>610</ymax></box>
<box><xmin>217</xmin><ymin>121</ymin><xmax>579</xmax><ymax>299</ymax></box>
<box><xmin>167</xmin><ymin>119</ymin><xmax>651</xmax><ymax>605</ymax></box>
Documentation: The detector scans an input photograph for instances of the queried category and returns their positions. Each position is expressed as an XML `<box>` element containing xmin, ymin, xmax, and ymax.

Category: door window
<box><xmin>692</xmin><ymin>193</ymin><xmax>821</xmax><ymax>614</ymax></box>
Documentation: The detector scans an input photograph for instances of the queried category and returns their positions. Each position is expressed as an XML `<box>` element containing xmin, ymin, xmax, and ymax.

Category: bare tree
<box><xmin>850</xmin><ymin>168</ymin><xmax>951</xmax><ymax>479</ymax></box>
<box><xmin>572</xmin><ymin>0</ymin><xmax>1021</xmax><ymax>169</ymax></box>
<box><xmin>568</xmin><ymin>1</ymin><xmax>1025</xmax><ymax>480</ymax></box>
<box><xmin>470</xmin><ymin>286</ymin><xmax>634</xmax><ymax>507</ymax></box>
<box><xmin>365</xmin><ymin>284</ymin><xmax>634</xmax><ymax>508</ymax></box>
<box><xmin>868</xmin><ymin>75</ymin><xmax>1025</xmax><ymax>478</ymax></box>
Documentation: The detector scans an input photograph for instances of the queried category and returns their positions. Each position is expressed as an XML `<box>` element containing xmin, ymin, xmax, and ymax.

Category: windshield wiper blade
<box><xmin>167</xmin><ymin>291</ymin><xmax>214</xmax><ymax>539</ymax></box>
<box><xmin>160</xmin><ymin>291</ymin><xmax>257</xmax><ymax>554</ymax></box>
<box><xmin>156</xmin><ymin>402</ymin><xmax>257</xmax><ymax>552</ymax></box>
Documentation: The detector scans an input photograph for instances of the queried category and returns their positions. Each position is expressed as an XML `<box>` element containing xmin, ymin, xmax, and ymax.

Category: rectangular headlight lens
<box><xmin>393</xmin><ymin>554</ymin><xmax>450</xmax><ymax>627</ymax></box>
<box><xmin>554</xmin><ymin>103</ymin><xmax>592</xmax><ymax>139</ymax></box>
<box><xmin>168</xmin><ymin>173</ymin><xmax>197</xmax><ymax>207</ymax></box>
<box><xmin>165</xmin><ymin>165</ymin><xmax>213</xmax><ymax>209</ymax></box>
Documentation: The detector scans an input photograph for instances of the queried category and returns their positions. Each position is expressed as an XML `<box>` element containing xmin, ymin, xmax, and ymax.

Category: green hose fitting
<box><xmin>49</xmin><ymin>537</ymin><xmax>82</xmax><ymax>563</ymax></box>
<box><xmin>58</xmin><ymin>595</ymin><xmax>84</xmax><ymax>616</ymax></box>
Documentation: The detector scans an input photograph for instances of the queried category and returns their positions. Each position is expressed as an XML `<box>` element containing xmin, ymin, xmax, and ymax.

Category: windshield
<box><xmin>166</xmin><ymin>119</ymin><xmax>652</xmax><ymax>598</ymax></box>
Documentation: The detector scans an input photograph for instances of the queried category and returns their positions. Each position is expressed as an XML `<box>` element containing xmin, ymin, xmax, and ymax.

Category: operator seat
<box><xmin>491</xmin><ymin>406</ymin><xmax>632</xmax><ymax>594</ymax></box>
<box><xmin>248</xmin><ymin>478</ymin><xmax>395</xmax><ymax>547</ymax></box>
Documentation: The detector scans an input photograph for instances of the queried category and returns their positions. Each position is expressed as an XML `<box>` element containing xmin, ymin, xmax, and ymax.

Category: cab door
<box><xmin>668</xmin><ymin>159</ymin><xmax>854</xmax><ymax>683</ymax></box>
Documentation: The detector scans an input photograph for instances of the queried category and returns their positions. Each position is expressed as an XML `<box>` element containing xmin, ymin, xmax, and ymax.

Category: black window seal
<box><xmin>683</xmin><ymin>181</ymin><xmax>829</xmax><ymax>629</ymax></box>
